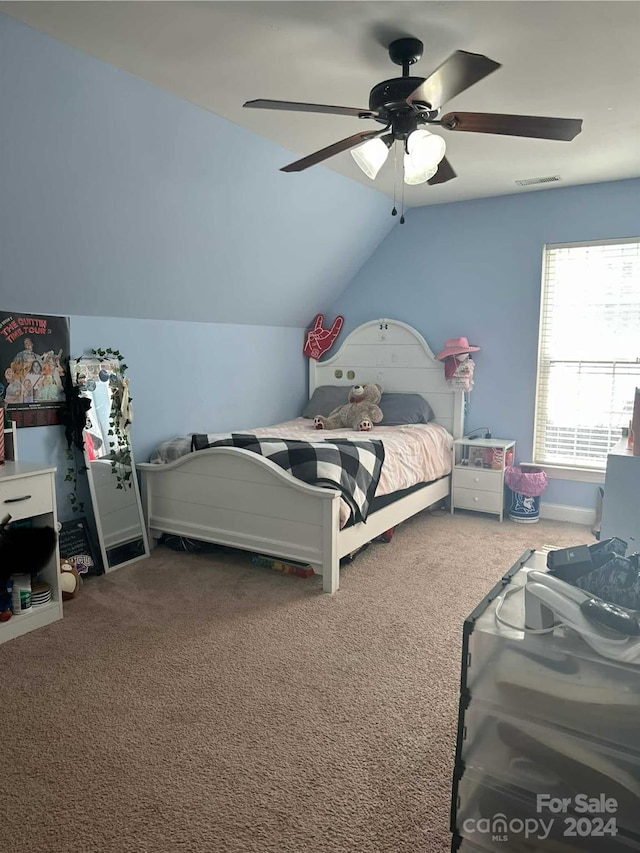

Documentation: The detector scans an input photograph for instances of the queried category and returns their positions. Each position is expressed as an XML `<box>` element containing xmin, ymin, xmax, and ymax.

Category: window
<box><xmin>534</xmin><ymin>238</ymin><xmax>640</xmax><ymax>470</ymax></box>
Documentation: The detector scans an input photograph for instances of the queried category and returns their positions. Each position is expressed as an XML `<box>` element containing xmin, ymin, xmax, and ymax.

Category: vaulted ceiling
<box><xmin>3</xmin><ymin>1</ymin><xmax>639</xmax><ymax>207</ymax></box>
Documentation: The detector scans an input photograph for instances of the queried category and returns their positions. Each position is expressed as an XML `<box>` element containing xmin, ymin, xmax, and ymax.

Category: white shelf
<box><xmin>0</xmin><ymin>463</ymin><xmax>61</xmax><ymax>645</ymax></box>
<box><xmin>0</xmin><ymin>601</ymin><xmax>63</xmax><ymax>643</ymax></box>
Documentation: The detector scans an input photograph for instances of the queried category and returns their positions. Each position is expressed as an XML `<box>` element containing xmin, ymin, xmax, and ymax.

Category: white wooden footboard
<box><xmin>138</xmin><ymin>449</ymin><xmax>342</xmax><ymax>592</ymax></box>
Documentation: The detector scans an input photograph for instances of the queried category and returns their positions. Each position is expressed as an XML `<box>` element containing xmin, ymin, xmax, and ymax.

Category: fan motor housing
<box><xmin>369</xmin><ymin>77</ymin><xmax>438</xmax><ymax>136</ymax></box>
<box><xmin>369</xmin><ymin>76</ymin><xmax>427</xmax><ymax>112</ymax></box>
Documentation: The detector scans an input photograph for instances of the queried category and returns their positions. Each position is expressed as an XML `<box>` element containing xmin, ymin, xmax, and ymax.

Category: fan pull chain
<box><xmin>400</xmin><ymin>151</ymin><xmax>406</xmax><ymax>224</ymax></box>
<box><xmin>391</xmin><ymin>141</ymin><xmax>398</xmax><ymax>217</ymax></box>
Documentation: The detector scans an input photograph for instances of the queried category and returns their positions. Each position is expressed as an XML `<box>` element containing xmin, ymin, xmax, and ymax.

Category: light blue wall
<box><xmin>329</xmin><ymin>178</ymin><xmax>640</xmax><ymax>510</ymax></box>
<box><xmin>16</xmin><ymin>316</ymin><xmax>306</xmax><ymax>521</ymax></box>
<box><xmin>0</xmin><ymin>13</ymin><xmax>394</xmax><ymax>328</ymax></box>
<box><xmin>0</xmin><ymin>13</ymin><xmax>394</xmax><ymax>522</ymax></box>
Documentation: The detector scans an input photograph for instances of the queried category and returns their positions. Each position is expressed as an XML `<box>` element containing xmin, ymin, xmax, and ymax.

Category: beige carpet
<box><xmin>0</xmin><ymin>510</ymin><xmax>592</xmax><ymax>853</ymax></box>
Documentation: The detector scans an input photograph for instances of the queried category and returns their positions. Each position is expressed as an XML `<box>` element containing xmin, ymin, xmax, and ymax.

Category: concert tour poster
<box><xmin>0</xmin><ymin>312</ymin><xmax>70</xmax><ymax>428</ymax></box>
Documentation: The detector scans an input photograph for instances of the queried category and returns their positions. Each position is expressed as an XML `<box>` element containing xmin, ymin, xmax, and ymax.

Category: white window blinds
<box><xmin>534</xmin><ymin>238</ymin><xmax>640</xmax><ymax>469</ymax></box>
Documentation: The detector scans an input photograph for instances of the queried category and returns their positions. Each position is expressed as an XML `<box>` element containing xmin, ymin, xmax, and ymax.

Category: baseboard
<box><xmin>539</xmin><ymin>502</ymin><xmax>596</xmax><ymax>527</ymax></box>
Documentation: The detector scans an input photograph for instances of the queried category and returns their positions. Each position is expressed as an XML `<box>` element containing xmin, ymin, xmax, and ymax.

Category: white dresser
<box><xmin>0</xmin><ymin>462</ymin><xmax>62</xmax><ymax>644</ymax></box>
<box><xmin>600</xmin><ymin>439</ymin><xmax>640</xmax><ymax>554</ymax></box>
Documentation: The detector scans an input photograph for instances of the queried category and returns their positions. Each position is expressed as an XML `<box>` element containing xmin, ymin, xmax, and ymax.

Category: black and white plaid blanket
<box><xmin>191</xmin><ymin>434</ymin><xmax>385</xmax><ymax>524</ymax></box>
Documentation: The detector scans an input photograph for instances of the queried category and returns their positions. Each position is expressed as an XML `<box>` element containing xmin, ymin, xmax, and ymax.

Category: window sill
<box><xmin>536</xmin><ymin>464</ymin><xmax>605</xmax><ymax>484</ymax></box>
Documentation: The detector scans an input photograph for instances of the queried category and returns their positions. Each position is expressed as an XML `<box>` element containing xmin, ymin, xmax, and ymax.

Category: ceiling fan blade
<box><xmin>427</xmin><ymin>157</ymin><xmax>457</xmax><ymax>186</ymax></box>
<box><xmin>280</xmin><ymin>129</ymin><xmax>387</xmax><ymax>173</ymax></box>
<box><xmin>440</xmin><ymin>112</ymin><xmax>583</xmax><ymax>141</ymax></box>
<box><xmin>406</xmin><ymin>51</ymin><xmax>501</xmax><ymax>110</ymax></box>
<box><xmin>244</xmin><ymin>99</ymin><xmax>378</xmax><ymax>119</ymax></box>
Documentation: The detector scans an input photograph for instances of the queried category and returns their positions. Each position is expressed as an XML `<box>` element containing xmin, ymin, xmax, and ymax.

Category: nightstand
<box><xmin>451</xmin><ymin>438</ymin><xmax>516</xmax><ymax>522</ymax></box>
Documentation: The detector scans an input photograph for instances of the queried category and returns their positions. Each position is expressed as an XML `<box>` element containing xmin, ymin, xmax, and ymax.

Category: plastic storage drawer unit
<box><xmin>462</xmin><ymin>551</ymin><xmax>640</xmax><ymax>754</ymax></box>
<box><xmin>459</xmin><ymin>700</ymin><xmax>640</xmax><ymax>838</ymax></box>
<box><xmin>450</xmin><ymin>550</ymin><xmax>640</xmax><ymax>852</ymax></box>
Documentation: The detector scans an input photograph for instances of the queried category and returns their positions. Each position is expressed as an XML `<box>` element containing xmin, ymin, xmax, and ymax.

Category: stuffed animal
<box><xmin>314</xmin><ymin>383</ymin><xmax>383</xmax><ymax>432</ymax></box>
<box><xmin>60</xmin><ymin>560</ymin><xmax>81</xmax><ymax>601</ymax></box>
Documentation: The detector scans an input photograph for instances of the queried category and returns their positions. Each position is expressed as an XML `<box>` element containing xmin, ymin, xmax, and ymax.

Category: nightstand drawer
<box><xmin>453</xmin><ymin>467</ymin><xmax>502</xmax><ymax>493</ymax></box>
<box><xmin>453</xmin><ymin>487</ymin><xmax>503</xmax><ymax>514</ymax></box>
<box><xmin>0</xmin><ymin>474</ymin><xmax>52</xmax><ymax>521</ymax></box>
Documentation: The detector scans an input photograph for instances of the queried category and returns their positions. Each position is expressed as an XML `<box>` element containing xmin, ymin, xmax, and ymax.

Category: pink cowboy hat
<box><xmin>436</xmin><ymin>337</ymin><xmax>481</xmax><ymax>361</ymax></box>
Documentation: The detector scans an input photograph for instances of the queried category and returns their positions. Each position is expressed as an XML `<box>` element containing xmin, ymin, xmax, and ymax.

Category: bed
<box><xmin>137</xmin><ymin>319</ymin><xmax>464</xmax><ymax>593</ymax></box>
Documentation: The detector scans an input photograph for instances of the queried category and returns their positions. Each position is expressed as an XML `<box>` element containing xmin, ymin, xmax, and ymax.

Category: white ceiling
<box><xmin>3</xmin><ymin>1</ymin><xmax>640</xmax><ymax>208</ymax></box>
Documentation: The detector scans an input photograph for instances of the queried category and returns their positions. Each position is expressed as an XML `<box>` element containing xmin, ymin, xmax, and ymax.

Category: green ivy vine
<box><xmin>89</xmin><ymin>348</ymin><xmax>133</xmax><ymax>491</ymax></box>
<box><xmin>64</xmin><ymin>445</ymin><xmax>86</xmax><ymax>516</ymax></box>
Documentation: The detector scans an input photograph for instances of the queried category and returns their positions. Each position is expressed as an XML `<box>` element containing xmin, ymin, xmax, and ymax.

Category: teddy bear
<box><xmin>314</xmin><ymin>383</ymin><xmax>383</xmax><ymax>432</ymax></box>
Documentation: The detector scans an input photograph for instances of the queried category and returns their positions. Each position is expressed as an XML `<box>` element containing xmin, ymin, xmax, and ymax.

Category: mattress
<box><xmin>149</xmin><ymin>418</ymin><xmax>453</xmax><ymax>526</ymax></box>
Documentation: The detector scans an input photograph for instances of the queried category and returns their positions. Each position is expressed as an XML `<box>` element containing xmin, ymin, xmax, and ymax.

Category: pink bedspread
<box><xmin>151</xmin><ymin>418</ymin><xmax>453</xmax><ymax>527</ymax></box>
<box><xmin>253</xmin><ymin>418</ymin><xmax>452</xmax><ymax>494</ymax></box>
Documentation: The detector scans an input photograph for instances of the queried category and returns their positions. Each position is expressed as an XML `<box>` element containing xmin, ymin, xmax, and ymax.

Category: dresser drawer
<box><xmin>453</xmin><ymin>467</ymin><xmax>502</xmax><ymax>493</ymax></box>
<box><xmin>454</xmin><ymin>487</ymin><xmax>503</xmax><ymax>514</ymax></box>
<box><xmin>0</xmin><ymin>474</ymin><xmax>53</xmax><ymax>521</ymax></box>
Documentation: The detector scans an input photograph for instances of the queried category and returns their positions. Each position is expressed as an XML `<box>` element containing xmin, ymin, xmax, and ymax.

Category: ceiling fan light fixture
<box><xmin>403</xmin><ymin>129</ymin><xmax>446</xmax><ymax>184</ymax></box>
<box><xmin>351</xmin><ymin>136</ymin><xmax>391</xmax><ymax>179</ymax></box>
<box><xmin>403</xmin><ymin>158</ymin><xmax>439</xmax><ymax>185</ymax></box>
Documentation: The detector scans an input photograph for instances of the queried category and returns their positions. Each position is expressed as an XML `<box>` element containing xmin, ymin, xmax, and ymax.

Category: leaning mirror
<box><xmin>70</xmin><ymin>357</ymin><xmax>149</xmax><ymax>572</ymax></box>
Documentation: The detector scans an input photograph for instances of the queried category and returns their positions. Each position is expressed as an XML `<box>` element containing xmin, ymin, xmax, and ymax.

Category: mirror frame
<box><xmin>71</xmin><ymin>357</ymin><xmax>150</xmax><ymax>573</ymax></box>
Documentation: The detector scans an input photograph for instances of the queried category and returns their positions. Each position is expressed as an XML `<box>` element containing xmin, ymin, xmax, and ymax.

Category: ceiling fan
<box><xmin>244</xmin><ymin>36</ymin><xmax>583</xmax><ymax>196</ymax></box>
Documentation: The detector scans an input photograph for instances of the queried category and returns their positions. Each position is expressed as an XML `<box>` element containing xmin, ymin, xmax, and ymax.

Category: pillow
<box><xmin>302</xmin><ymin>385</ymin><xmax>351</xmax><ymax>418</ymax></box>
<box><xmin>379</xmin><ymin>393</ymin><xmax>434</xmax><ymax>425</ymax></box>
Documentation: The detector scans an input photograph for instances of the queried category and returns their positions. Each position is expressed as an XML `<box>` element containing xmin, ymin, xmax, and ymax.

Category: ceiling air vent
<box><xmin>515</xmin><ymin>175</ymin><xmax>561</xmax><ymax>186</ymax></box>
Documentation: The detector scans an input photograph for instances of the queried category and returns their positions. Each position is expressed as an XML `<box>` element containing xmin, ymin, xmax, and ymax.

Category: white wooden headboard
<box><xmin>309</xmin><ymin>318</ymin><xmax>464</xmax><ymax>439</ymax></box>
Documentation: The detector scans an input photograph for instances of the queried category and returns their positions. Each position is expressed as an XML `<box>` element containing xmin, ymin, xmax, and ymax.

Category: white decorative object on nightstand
<box><xmin>451</xmin><ymin>437</ymin><xmax>516</xmax><ymax>521</ymax></box>
<box><xmin>0</xmin><ymin>462</ymin><xmax>62</xmax><ymax>644</ymax></box>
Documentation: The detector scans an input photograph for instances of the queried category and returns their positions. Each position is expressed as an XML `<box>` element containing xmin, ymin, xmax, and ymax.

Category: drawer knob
<box><xmin>474</xmin><ymin>477</ymin><xmax>479</xmax><ymax>482</ymax></box>
<box><xmin>474</xmin><ymin>496</ymin><xmax>479</xmax><ymax>502</ymax></box>
<box><xmin>3</xmin><ymin>495</ymin><xmax>32</xmax><ymax>504</ymax></box>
